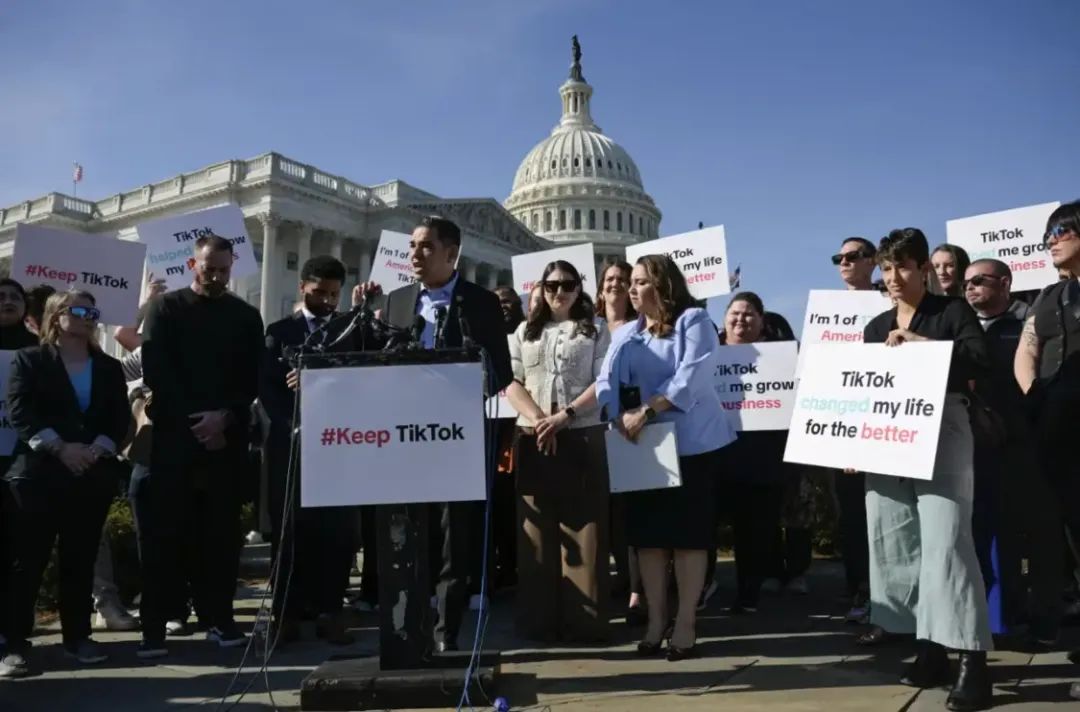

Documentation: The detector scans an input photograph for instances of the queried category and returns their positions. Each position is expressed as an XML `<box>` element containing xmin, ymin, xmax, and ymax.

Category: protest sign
<box><xmin>485</xmin><ymin>389</ymin><xmax>518</xmax><ymax>420</ymax></box>
<box><xmin>301</xmin><ymin>362</ymin><xmax>486</xmax><ymax>506</ymax></box>
<box><xmin>946</xmin><ymin>202</ymin><xmax>1060</xmax><ymax>293</ymax></box>
<box><xmin>797</xmin><ymin>290</ymin><xmax>892</xmax><ymax>375</ymax></box>
<box><xmin>0</xmin><ymin>351</ymin><xmax>16</xmax><ymax>456</ymax></box>
<box><xmin>625</xmin><ymin>225</ymin><xmax>730</xmax><ymax>300</ymax></box>
<box><xmin>605</xmin><ymin>422</ymin><xmax>682</xmax><ymax>493</ymax></box>
<box><xmin>783</xmin><ymin>342</ymin><xmax>951</xmax><ymax>479</ymax></box>
<box><xmin>134</xmin><ymin>204</ymin><xmax>257</xmax><ymax>291</ymax></box>
<box><xmin>511</xmin><ymin>243</ymin><xmax>596</xmax><ymax>296</ymax></box>
<box><xmin>367</xmin><ymin>229</ymin><xmax>463</xmax><ymax>289</ymax></box>
<box><xmin>11</xmin><ymin>224</ymin><xmax>146</xmax><ymax>326</ymax></box>
<box><xmin>714</xmin><ymin>341</ymin><xmax>798</xmax><ymax>431</ymax></box>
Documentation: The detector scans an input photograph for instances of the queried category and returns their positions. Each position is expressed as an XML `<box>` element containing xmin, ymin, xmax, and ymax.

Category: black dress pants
<box><xmin>136</xmin><ymin>447</ymin><xmax>246</xmax><ymax>642</ymax></box>
<box><xmin>834</xmin><ymin>469</ymin><xmax>869</xmax><ymax>597</ymax></box>
<box><xmin>430</xmin><ymin>501</ymin><xmax>480</xmax><ymax>645</ymax></box>
<box><xmin>721</xmin><ymin>480</ymin><xmax>783</xmax><ymax>607</ymax></box>
<box><xmin>3</xmin><ymin>471</ymin><xmax>114</xmax><ymax>648</ymax></box>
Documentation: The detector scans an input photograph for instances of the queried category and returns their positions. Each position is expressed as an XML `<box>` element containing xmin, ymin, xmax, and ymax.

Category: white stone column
<box><xmin>358</xmin><ymin>240</ymin><xmax>373</xmax><ymax>282</ymax></box>
<box><xmin>485</xmin><ymin>266</ymin><xmax>499</xmax><ymax>290</ymax></box>
<box><xmin>330</xmin><ymin>233</ymin><xmax>343</xmax><ymax>261</ymax></box>
<box><xmin>296</xmin><ymin>223</ymin><xmax>313</xmax><ymax>274</ymax></box>
<box><xmin>258</xmin><ymin>212</ymin><xmax>281</xmax><ymax>320</ymax></box>
<box><xmin>464</xmin><ymin>259</ymin><xmax>478</xmax><ymax>283</ymax></box>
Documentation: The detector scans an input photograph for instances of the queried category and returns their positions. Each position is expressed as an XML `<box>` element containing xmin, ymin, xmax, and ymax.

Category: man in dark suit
<box><xmin>356</xmin><ymin>215</ymin><xmax>512</xmax><ymax>652</ymax></box>
<box><xmin>261</xmin><ymin>255</ymin><xmax>358</xmax><ymax>645</ymax></box>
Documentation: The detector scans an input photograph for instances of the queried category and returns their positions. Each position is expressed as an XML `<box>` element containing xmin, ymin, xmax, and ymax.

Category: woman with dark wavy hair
<box><xmin>931</xmin><ymin>244</ymin><xmax>971</xmax><ymax>297</ymax></box>
<box><xmin>507</xmin><ymin>260</ymin><xmax>611</xmax><ymax>642</ymax></box>
<box><xmin>597</xmin><ymin>254</ymin><xmax>736</xmax><ymax>660</ymax></box>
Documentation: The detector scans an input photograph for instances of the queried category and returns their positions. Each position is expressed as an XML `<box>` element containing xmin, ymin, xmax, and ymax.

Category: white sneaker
<box><xmin>245</xmin><ymin>530</ymin><xmax>264</xmax><ymax>545</ymax></box>
<box><xmin>469</xmin><ymin>594</ymin><xmax>489</xmax><ymax>611</ymax></box>
<box><xmin>760</xmin><ymin>578</ymin><xmax>782</xmax><ymax>594</ymax></box>
<box><xmin>786</xmin><ymin>576</ymin><xmax>809</xmax><ymax>595</ymax></box>
<box><xmin>165</xmin><ymin>620</ymin><xmax>192</xmax><ymax>637</ymax></box>
<box><xmin>93</xmin><ymin>601</ymin><xmax>140</xmax><ymax>631</ymax></box>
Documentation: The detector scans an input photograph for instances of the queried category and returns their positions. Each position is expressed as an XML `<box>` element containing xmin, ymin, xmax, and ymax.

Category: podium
<box><xmin>295</xmin><ymin>347</ymin><xmax>500</xmax><ymax>710</ymax></box>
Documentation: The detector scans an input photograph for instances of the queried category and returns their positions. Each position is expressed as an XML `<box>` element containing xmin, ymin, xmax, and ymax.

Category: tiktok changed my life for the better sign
<box><xmin>783</xmin><ymin>342</ymin><xmax>952</xmax><ymax>480</ymax></box>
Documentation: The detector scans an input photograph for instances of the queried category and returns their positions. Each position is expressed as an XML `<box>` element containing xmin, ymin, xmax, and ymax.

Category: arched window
<box><xmin>551</xmin><ymin>160</ymin><xmax>556</xmax><ymax>170</ymax></box>
<box><xmin>573</xmin><ymin>157</ymin><xmax>579</xmax><ymax>168</ymax></box>
<box><xmin>603</xmin><ymin>210</ymin><xmax>610</xmax><ymax>230</ymax></box>
<box><xmin>573</xmin><ymin>209</ymin><xmax>581</xmax><ymax>230</ymax></box>
<box><xmin>559</xmin><ymin>210</ymin><xmax>567</xmax><ymax>230</ymax></box>
<box><xmin>531</xmin><ymin>213</ymin><xmax>538</xmax><ymax>230</ymax></box>
<box><xmin>617</xmin><ymin>212</ymin><xmax>623</xmax><ymax>231</ymax></box>
<box><xmin>588</xmin><ymin>209</ymin><xmax>596</xmax><ymax>230</ymax></box>
<box><xmin>628</xmin><ymin>211</ymin><xmax>633</xmax><ymax>233</ymax></box>
<box><xmin>544</xmin><ymin>211</ymin><xmax>552</xmax><ymax>231</ymax></box>
<box><xmin>585</xmin><ymin>157</ymin><xmax>591</xmax><ymax>168</ymax></box>
<box><xmin>638</xmin><ymin>216</ymin><xmax>643</xmax><ymax>234</ymax></box>
<box><xmin>607</xmin><ymin>160</ymin><xmax>613</xmax><ymax>169</ymax></box>
<box><xmin>617</xmin><ymin>162</ymin><xmax>622</xmax><ymax>172</ymax></box>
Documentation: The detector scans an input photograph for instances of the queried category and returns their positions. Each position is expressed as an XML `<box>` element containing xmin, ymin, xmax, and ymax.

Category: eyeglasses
<box><xmin>1044</xmin><ymin>224</ymin><xmax>1078</xmax><ymax>246</ymax></box>
<box><xmin>67</xmin><ymin>305</ymin><xmax>101</xmax><ymax>321</ymax></box>
<box><xmin>962</xmin><ymin>274</ymin><xmax>1001</xmax><ymax>289</ymax></box>
<box><xmin>542</xmin><ymin>279</ymin><xmax>580</xmax><ymax>294</ymax></box>
<box><xmin>831</xmin><ymin>250</ymin><xmax>870</xmax><ymax>265</ymax></box>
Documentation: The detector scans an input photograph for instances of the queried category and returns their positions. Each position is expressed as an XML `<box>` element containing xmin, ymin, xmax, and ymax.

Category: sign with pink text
<box><xmin>946</xmin><ymin>201</ymin><xmax>1060</xmax><ymax>293</ymax></box>
<box><xmin>11</xmin><ymin>224</ymin><xmax>146</xmax><ymax>326</ymax></box>
<box><xmin>797</xmin><ymin>290</ymin><xmax>892</xmax><ymax>376</ymax></box>
<box><xmin>783</xmin><ymin>342</ymin><xmax>951</xmax><ymax>480</ymax></box>
<box><xmin>511</xmin><ymin>243</ymin><xmax>597</xmax><ymax>297</ymax></box>
<box><xmin>625</xmin><ymin>225</ymin><xmax>730</xmax><ymax>300</ymax></box>
<box><xmin>134</xmin><ymin>204</ymin><xmax>257</xmax><ymax>291</ymax></box>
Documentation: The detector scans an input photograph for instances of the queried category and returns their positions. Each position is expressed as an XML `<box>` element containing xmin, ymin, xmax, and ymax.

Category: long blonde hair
<box><xmin>40</xmin><ymin>289</ymin><xmax>100</xmax><ymax>350</ymax></box>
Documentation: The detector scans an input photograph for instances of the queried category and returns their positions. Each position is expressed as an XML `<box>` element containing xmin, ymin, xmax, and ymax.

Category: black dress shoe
<box><xmin>666</xmin><ymin>644</ymin><xmax>698</xmax><ymax>662</ymax></box>
<box><xmin>434</xmin><ymin>640</ymin><xmax>459</xmax><ymax>653</ymax></box>
<box><xmin>946</xmin><ymin>651</ymin><xmax>992</xmax><ymax>711</ymax></box>
<box><xmin>625</xmin><ymin>606</ymin><xmax>647</xmax><ymax>628</ymax></box>
<box><xmin>636</xmin><ymin>640</ymin><xmax>663</xmax><ymax>656</ymax></box>
<box><xmin>900</xmin><ymin>640</ymin><xmax>951</xmax><ymax>688</ymax></box>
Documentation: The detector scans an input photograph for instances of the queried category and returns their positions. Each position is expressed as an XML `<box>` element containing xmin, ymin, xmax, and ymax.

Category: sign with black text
<box><xmin>783</xmin><ymin>342</ymin><xmax>951</xmax><ymax>479</ymax></box>
<box><xmin>11</xmin><ymin>224</ymin><xmax>146</xmax><ymax>326</ymax></box>
<box><xmin>511</xmin><ymin>243</ymin><xmax>596</xmax><ymax>296</ymax></box>
<box><xmin>798</xmin><ymin>290</ymin><xmax>892</xmax><ymax>375</ymax></box>
<box><xmin>946</xmin><ymin>202</ymin><xmax>1060</xmax><ymax>293</ymax></box>
<box><xmin>714</xmin><ymin>341</ymin><xmax>798</xmax><ymax>431</ymax></box>
<box><xmin>135</xmin><ymin>204</ymin><xmax>257</xmax><ymax>290</ymax></box>
<box><xmin>300</xmin><ymin>363</ymin><xmax>486</xmax><ymax>506</ymax></box>
<box><xmin>625</xmin><ymin>225</ymin><xmax>730</xmax><ymax>300</ymax></box>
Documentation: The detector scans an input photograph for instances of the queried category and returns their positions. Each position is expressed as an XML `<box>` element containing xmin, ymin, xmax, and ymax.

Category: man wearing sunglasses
<box><xmin>833</xmin><ymin>237</ymin><xmax>877</xmax><ymax>291</ymax></box>
<box><xmin>1013</xmin><ymin>200</ymin><xmax>1080</xmax><ymax>699</ymax></box>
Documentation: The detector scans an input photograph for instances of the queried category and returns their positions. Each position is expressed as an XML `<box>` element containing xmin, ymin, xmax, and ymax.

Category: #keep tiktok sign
<box><xmin>783</xmin><ymin>342</ymin><xmax>951</xmax><ymax>479</ymax></box>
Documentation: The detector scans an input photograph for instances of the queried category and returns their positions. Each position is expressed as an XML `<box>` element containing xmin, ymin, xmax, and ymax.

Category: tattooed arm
<box><xmin>1014</xmin><ymin>315</ymin><xmax>1041</xmax><ymax>394</ymax></box>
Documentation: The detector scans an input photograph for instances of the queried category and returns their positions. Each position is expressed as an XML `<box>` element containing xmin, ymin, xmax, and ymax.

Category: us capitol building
<box><xmin>0</xmin><ymin>38</ymin><xmax>660</xmax><ymax>322</ymax></box>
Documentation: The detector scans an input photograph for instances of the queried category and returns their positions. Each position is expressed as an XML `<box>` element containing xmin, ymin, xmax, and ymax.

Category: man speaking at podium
<box><xmin>355</xmin><ymin>216</ymin><xmax>512</xmax><ymax>652</ymax></box>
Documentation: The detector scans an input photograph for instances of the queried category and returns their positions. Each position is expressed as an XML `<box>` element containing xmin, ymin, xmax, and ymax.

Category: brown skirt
<box><xmin>515</xmin><ymin>425</ymin><xmax>611</xmax><ymax>643</ymax></box>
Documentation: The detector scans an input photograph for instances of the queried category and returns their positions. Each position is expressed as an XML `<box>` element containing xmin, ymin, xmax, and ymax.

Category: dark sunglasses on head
<box><xmin>962</xmin><ymin>274</ymin><xmax>1001</xmax><ymax>289</ymax></box>
<box><xmin>831</xmin><ymin>250</ymin><xmax>870</xmax><ymax>265</ymax></box>
<box><xmin>1043</xmin><ymin>223</ymin><xmax>1077</xmax><ymax>246</ymax></box>
<box><xmin>542</xmin><ymin>279</ymin><xmax>580</xmax><ymax>294</ymax></box>
<box><xmin>68</xmin><ymin>305</ymin><xmax>101</xmax><ymax>321</ymax></box>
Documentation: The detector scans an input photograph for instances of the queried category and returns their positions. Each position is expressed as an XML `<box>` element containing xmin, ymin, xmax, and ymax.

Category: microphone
<box><xmin>433</xmin><ymin>305</ymin><xmax>448</xmax><ymax>349</ymax></box>
<box><xmin>410</xmin><ymin>314</ymin><xmax>426</xmax><ymax>344</ymax></box>
<box><xmin>455</xmin><ymin>295</ymin><xmax>475</xmax><ymax>349</ymax></box>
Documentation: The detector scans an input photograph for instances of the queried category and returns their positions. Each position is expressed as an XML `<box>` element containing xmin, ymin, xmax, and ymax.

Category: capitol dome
<box><xmin>505</xmin><ymin>37</ymin><xmax>661</xmax><ymax>261</ymax></box>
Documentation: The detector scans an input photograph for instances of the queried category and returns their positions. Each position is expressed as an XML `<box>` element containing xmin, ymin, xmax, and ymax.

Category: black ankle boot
<box><xmin>900</xmin><ymin>639</ymin><xmax>951</xmax><ymax>688</ymax></box>
<box><xmin>946</xmin><ymin>651</ymin><xmax>992</xmax><ymax>711</ymax></box>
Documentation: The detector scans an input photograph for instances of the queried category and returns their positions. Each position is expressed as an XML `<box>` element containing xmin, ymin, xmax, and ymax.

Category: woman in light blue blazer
<box><xmin>596</xmin><ymin>254</ymin><xmax>737</xmax><ymax>661</ymax></box>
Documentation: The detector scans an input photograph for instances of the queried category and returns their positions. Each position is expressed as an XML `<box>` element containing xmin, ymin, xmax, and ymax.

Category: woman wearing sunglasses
<box><xmin>0</xmin><ymin>290</ymin><xmax>131</xmax><ymax>676</ymax></box>
<box><xmin>507</xmin><ymin>260</ymin><xmax>612</xmax><ymax>642</ymax></box>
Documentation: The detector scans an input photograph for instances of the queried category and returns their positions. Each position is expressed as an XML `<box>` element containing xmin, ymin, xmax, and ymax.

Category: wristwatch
<box><xmin>564</xmin><ymin>406</ymin><xmax>577</xmax><ymax>420</ymax></box>
<box><xmin>644</xmin><ymin>406</ymin><xmax>657</xmax><ymax>421</ymax></box>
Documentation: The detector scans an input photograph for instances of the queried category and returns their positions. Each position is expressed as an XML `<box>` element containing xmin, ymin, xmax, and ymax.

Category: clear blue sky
<box><xmin>2</xmin><ymin>0</ymin><xmax>1077</xmax><ymax>326</ymax></box>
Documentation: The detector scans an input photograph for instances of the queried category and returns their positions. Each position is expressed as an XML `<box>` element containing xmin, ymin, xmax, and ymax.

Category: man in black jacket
<box><xmin>139</xmin><ymin>234</ymin><xmax>264</xmax><ymax>657</ymax></box>
<box><xmin>261</xmin><ymin>255</ymin><xmax>357</xmax><ymax>645</ymax></box>
<box><xmin>355</xmin><ymin>216</ymin><xmax>512</xmax><ymax>652</ymax></box>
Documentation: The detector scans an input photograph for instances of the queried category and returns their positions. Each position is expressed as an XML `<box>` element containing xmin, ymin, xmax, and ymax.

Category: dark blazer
<box><xmin>378</xmin><ymin>277</ymin><xmax>513</xmax><ymax>397</ymax></box>
<box><xmin>261</xmin><ymin>312</ymin><xmax>314</xmax><ymax>428</ymax></box>
<box><xmin>5</xmin><ymin>345</ymin><xmax>131</xmax><ymax>481</ymax></box>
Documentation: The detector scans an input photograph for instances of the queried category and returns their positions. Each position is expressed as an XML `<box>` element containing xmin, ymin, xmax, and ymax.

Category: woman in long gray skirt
<box><xmin>860</xmin><ymin>228</ymin><xmax>993</xmax><ymax>712</ymax></box>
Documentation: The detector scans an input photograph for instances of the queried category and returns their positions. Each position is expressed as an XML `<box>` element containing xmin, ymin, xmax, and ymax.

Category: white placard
<box><xmin>797</xmin><ymin>290</ymin><xmax>892</xmax><ymax>375</ymax></box>
<box><xmin>367</xmin><ymin>230</ymin><xmax>415</xmax><ymax>289</ymax></box>
<box><xmin>511</xmin><ymin>243</ymin><xmax>597</xmax><ymax>296</ymax></box>
<box><xmin>11</xmin><ymin>224</ymin><xmax>147</xmax><ymax>326</ymax></box>
<box><xmin>484</xmin><ymin>389</ymin><xmax>518</xmax><ymax>420</ymax></box>
<box><xmin>946</xmin><ymin>201</ymin><xmax>1060</xmax><ymax>293</ymax></box>
<box><xmin>135</xmin><ymin>204</ymin><xmax>257</xmax><ymax>291</ymax></box>
<box><xmin>783</xmin><ymin>342</ymin><xmax>951</xmax><ymax>479</ymax></box>
<box><xmin>0</xmin><ymin>351</ymin><xmax>17</xmax><ymax>456</ymax></box>
<box><xmin>604</xmin><ymin>422</ymin><xmax>682</xmax><ymax>493</ymax></box>
<box><xmin>300</xmin><ymin>362</ymin><xmax>486</xmax><ymax>506</ymax></box>
<box><xmin>625</xmin><ymin>225</ymin><xmax>730</xmax><ymax>299</ymax></box>
<box><xmin>714</xmin><ymin>341</ymin><xmax>798</xmax><ymax>431</ymax></box>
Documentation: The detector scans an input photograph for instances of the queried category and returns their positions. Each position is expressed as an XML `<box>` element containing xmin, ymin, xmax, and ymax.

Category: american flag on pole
<box><xmin>72</xmin><ymin>162</ymin><xmax>84</xmax><ymax>182</ymax></box>
<box><xmin>729</xmin><ymin>265</ymin><xmax>741</xmax><ymax>290</ymax></box>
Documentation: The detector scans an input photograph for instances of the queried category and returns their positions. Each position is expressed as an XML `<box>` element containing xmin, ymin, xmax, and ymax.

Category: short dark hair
<box><xmin>0</xmin><ymin>278</ymin><xmax>26</xmax><ymax>302</ymax></box>
<box><xmin>300</xmin><ymin>255</ymin><xmax>346</xmax><ymax>283</ymax></box>
<box><xmin>24</xmin><ymin>283</ymin><xmax>56</xmax><ymax>325</ymax></box>
<box><xmin>195</xmin><ymin>233</ymin><xmax>233</xmax><ymax>253</ymax></box>
<box><xmin>1046</xmin><ymin>200</ymin><xmax>1080</xmax><ymax>239</ymax></box>
<box><xmin>841</xmin><ymin>237</ymin><xmax>877</xmax><ymax>257</ymax></box>
<box><xmin>969</xmin><ymin>258</ymin><xmax>1011</xmax><ymax>280</ymax></box>
<box><xmin>418</xmin><ymin>216</ymin><xmax>462</xmax><ymax>249</ymax></box>
<box><xmin>727</xmin><ymin>291</ymin><xmax>765</xmax><ymax>317</ymax></box>
<box><xmin>877</xmin><ymin>228</ymin><xmax>930</xmax><ymax>267</ymax></box>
